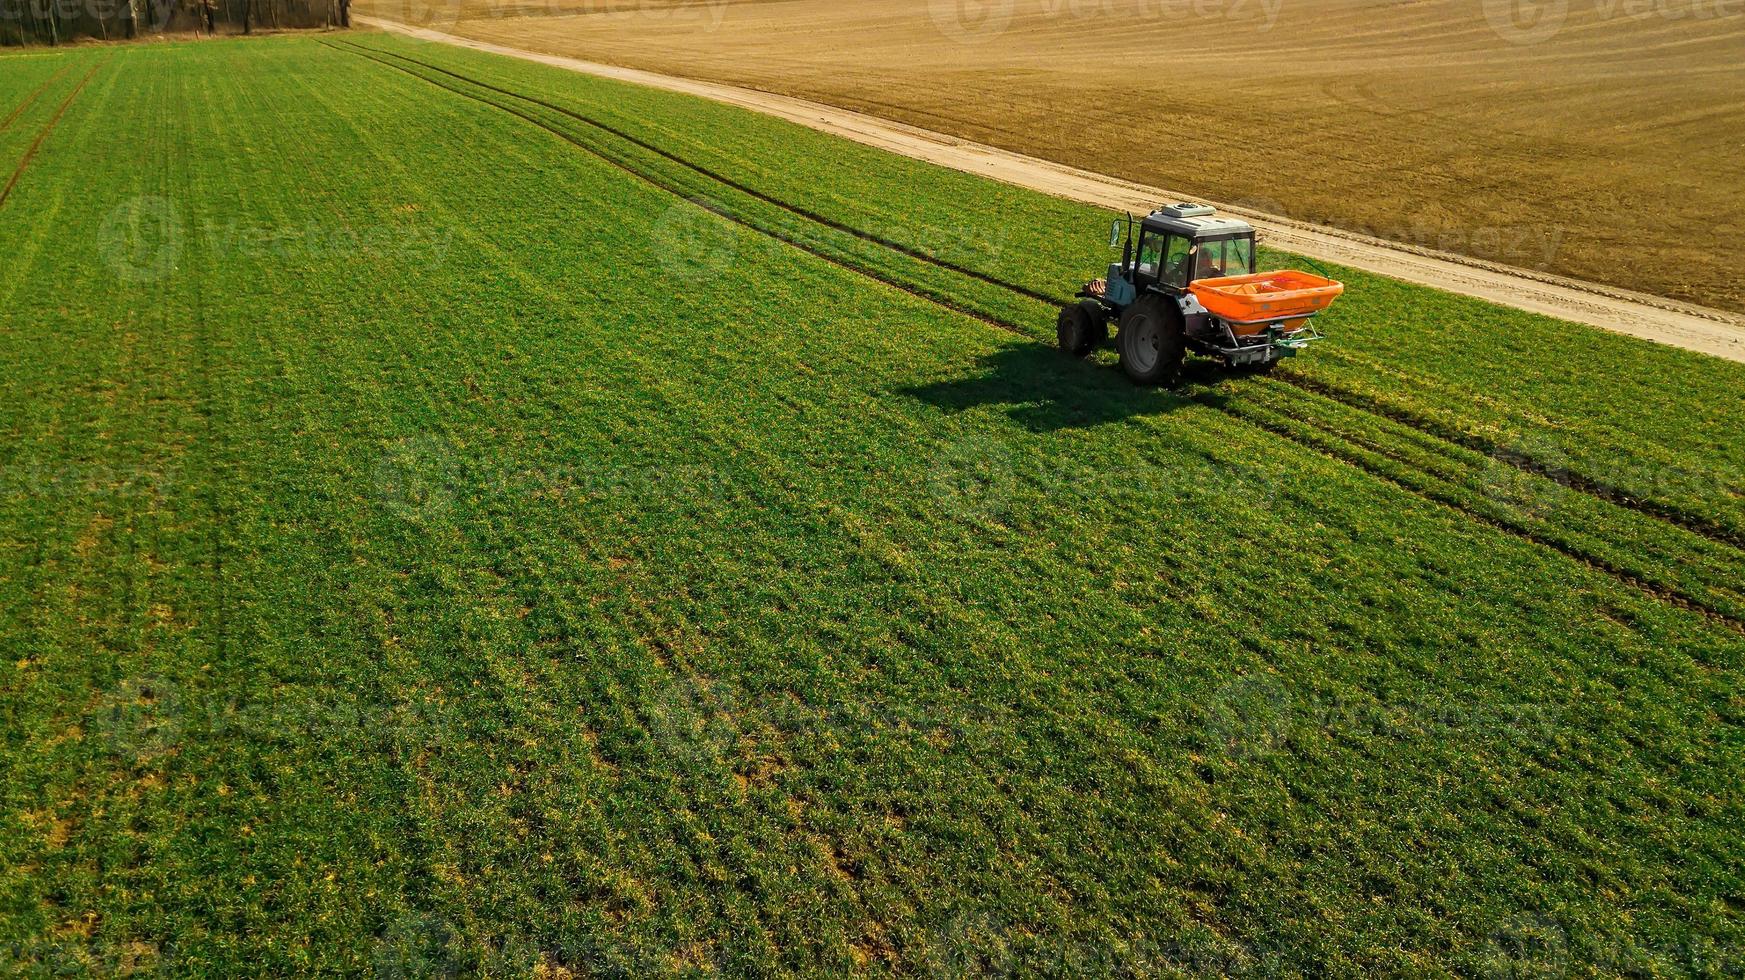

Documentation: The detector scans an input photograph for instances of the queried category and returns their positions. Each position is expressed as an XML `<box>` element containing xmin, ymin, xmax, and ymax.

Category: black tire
<box><xmin>1083</xmin><ymin>301</ymin><xmax>1109</xmax><ymax>349</ymax></box>
<box><xmin>1056</xmin><ymin>301</ymin><xmax>1103</xmax><ymax>357</ymax></box>
<box><xmin>1117</xmin><ymin>295</ymin><xmax>1186</xmax><ymax>386</ymax></box>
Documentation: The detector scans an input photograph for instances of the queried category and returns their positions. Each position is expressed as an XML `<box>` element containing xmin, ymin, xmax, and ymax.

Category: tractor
<box><xmin>1057</xmin><ymin>203</ymin><xmax>1343</xmax><ymax>385</ymax></box>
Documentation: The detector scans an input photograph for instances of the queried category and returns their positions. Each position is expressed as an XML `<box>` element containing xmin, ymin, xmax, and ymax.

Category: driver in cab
<box><xmin>1193</xmin><ymin>247</ymin><xmax>1226</xmax><ymax>282</ymax></box>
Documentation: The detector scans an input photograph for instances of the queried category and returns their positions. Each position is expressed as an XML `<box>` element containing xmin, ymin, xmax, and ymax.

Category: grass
<box><xmin>0</xmin><ymin>33</ymin><xmax>1742</xmax><ymax>975</ymax></box>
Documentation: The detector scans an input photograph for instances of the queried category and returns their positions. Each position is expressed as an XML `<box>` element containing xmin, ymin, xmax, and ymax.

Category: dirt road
<box><xmin>358</xmin><ymin>17</ymin><xmax>1745</xmax><ymax>364</ymax></box>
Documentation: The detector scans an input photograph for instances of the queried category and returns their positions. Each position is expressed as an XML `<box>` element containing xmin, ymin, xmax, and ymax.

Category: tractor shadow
<box><xmin>901</xmin><ymin>342</ymin><xmax>1228</xmax><ymax>433</ymax></box>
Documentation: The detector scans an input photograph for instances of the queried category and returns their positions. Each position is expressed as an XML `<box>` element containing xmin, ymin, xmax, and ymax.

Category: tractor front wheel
<box><xmin>1117</xmin><ymin>296</ymin><xmax>1185</xmax><ymax>385</ymax></box>
<box><xmin>1056</xmin><ymin>301</ymin><xmax>1105</xmax><ymax>357</ymax></box>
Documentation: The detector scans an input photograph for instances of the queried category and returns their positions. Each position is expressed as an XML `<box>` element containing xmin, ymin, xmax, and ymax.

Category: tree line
<box><xmin>1</xmin><ymin>0</ymin><xmax>349</xmax><ymax>44</ymax></box>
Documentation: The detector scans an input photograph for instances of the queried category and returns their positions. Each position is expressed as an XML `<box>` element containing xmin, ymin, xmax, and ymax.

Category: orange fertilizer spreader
<box><xmin>1056</xmin><ymin>203</ymin><xmax>1344</xmax><ymax>385</ymax></box>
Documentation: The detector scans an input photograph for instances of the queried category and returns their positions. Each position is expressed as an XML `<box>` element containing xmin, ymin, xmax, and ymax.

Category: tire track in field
<box><xmin>320</xmin><ymin>47</ymin><xmax>1110</xmax><ymax>952</ymax></box>
<box><xmin>1221</xmin><ymin>399</ymin><xmax>1745</xmax><ymax>641</ymax></box>
<box><xmin>0</xmin><ymin>63</ymin><xmax>70</xmax><ymax>132</ymax></box>
<box><xmin>1271</xmin><ymin>371</ymin><xmax>1745</xmax><ymax>552</ymax></box>
<box><xmin>321</xmin><ymin>40</ymin><xmax>1037</xmax><ymax>338</ymax></box>
<box><xmin>324</xmin><ymin>41</ymin><xmax>1745</xmax><ymax>637</ymax></box>
<box><xmin>330</xmin><ymin>38</ymin><xmax>1063</xmax><ymax>306</ymax></box>
<box><xmin>289</xmin><ymin>63</ymin><xmax>810</xmax><ymax>953</ymax></box>
<box><xmin>1247</xmin><ymin>383</ymin><xmax>1745</xmax><ymax>617</ymax></box>
<box><xmin>1195</xmin><ymin>381</ymin><xmax>1745</xmax><ymax>634</ymax></box>
<box><xmin>0</xmin><ymin>60</ymin><xmax>104</xmax><ymax>211</ymax></box>
<box><xmin>306</xmin><ymin>62</ymin><xmax>931</xmax><ymax>954</ymax></box>
<box><xmin>336</xmin><ymin>39</ymin><xmax>1745</xmax><ymax>561</ymax></box>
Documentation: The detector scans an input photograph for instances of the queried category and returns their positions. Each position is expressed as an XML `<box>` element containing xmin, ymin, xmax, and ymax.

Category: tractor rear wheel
<box><xmin>1082</xmin><ymin>301</ymin><xmax>1109</xmax><ymax>349</ymax></box>
<box><xmin>1117</xmin><ymin>296</ymin><xmax>1185</xmax><ymax>385</ymax></box>
<box><xmin>1056</xmin><ymin>301</ymin><xmax>1104</xmax><ymax>357</ymax></box>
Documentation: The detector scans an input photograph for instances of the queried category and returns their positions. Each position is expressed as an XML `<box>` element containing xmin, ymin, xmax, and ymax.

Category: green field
<box><xmin>2</xmin><ymin>33</ymin><xmax>1743</xmax><ymax>975</ymax></box>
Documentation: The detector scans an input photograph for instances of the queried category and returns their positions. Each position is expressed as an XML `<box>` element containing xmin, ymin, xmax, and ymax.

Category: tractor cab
<box><xmin>1061</xmin><ymin>202</ymin><xmax>1344</xmax><ymax>385</ymax></box>
<box><xmin>1128</xmin><ymin>203</ymin><xmax>1257</xmax><ymax>293</ymax></box>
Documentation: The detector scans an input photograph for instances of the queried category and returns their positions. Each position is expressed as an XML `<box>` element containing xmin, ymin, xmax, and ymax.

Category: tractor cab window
<box><xmin>1136</xmin><ymin>232</ymin><xmax>1165</xmax><ymax>279</ymax></box>
<box><xmin>1194</xmin><ymin>245</ymin><xmax>1226</xmax><ymax>281</ymax></box>
<box><xmin>1190</xmin><ymin>236</ymin><xmax>1257</xmax><ymax>282</ymax></box>
<box><xmin>1160</xmin><ymin>235</ymin><xmax>1194</xmax><ymax>287</ymax></box>
<box><xmin>1225</xmin><ymin>236</ymin><xmax>1255</xmax><ymax>274</ymax></box>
